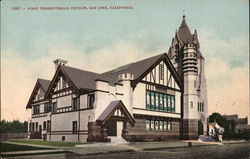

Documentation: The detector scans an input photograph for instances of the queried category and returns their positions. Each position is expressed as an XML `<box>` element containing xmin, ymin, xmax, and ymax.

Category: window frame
<box><xmin>72</xmin><ymin>121</ymin><xmax>77</xmax><ymax>134</ymax></box>
<box><xmin>146</xmin><ymin>90</ymin><xmax>175</xmax><ymax>113</ymax></box>
<box><xmin>87</xmin><ymin>94</ymin><xmax>95</xmax><ymax>108</ymax></box>
<box><xmin>43</xmin><ymin>121</ymin><xmax>46</xmax><ymax>130</ymax></box>
<box><xmin>72</xmin><ymin>97</ymin><xmax>79</xmax><ymax>110</ymax></box>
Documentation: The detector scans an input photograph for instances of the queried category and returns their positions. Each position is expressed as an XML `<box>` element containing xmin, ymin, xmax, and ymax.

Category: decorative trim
<box><xmin>51</xmin><ymin>130</ymin><xmax>88</xmax><ymax>132</ymax></box>
<box><xmin>31</xmin><ymin>99</ymin><xmax>50</xmax><ymax>105</ymax></box>
<box><xmin>131</xmin><ymin>54</ymin><xmax>183</xmax><ymax>90</ymax></box>
<box><xmin>52</xmin><ymin>87</ymin><xmax>72</xmax><ymax>95</ymax></box>
<box><xmin>50</xmin><ymin>133</ymin><xmax>88</xmax><ymax>135</ymax></box>
<box><xmin>141</xmin><ymin>80</ymin><xmax>181</xmax><ymax>92</ymax></box>
<box><xmin>51</xmin><ymin>93</ymin><xmax>73</xmax><ymax>99</ymax></box>
<box><xmin>45</xmin><ymin>66</ymin><xmax>80</xmax><ymax>98</ymax></box>
<box><xmin>32</xmin><ymin>113</ymin><xmax>47</xmax><ymax>118</ymax></box>
<box><xmin>132</xmin><ymin>107</ymin><xmax>181</xmax><ymax>115</ymax></box>
<box><xmin>52</xmin><ymin>107</ymin><xmax>93</xmax><ymax>115</ymax></box>
<box><xmin>133</xmin><ymin>113</ymin><xmax>181</xmax><ymax>121</ymax></box>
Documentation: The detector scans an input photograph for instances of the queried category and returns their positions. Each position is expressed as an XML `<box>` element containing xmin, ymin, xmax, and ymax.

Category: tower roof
<box><xmin>177</xmin><ymin>15</ymin><xmax>193</xmax><ymax>44</ymax></box>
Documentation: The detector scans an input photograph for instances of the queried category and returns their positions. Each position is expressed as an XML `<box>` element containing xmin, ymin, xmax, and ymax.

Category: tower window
<box><xmin>190</xmin><ymin>101</ymin><xmax>193</xmax><ymax>108</ymax></box>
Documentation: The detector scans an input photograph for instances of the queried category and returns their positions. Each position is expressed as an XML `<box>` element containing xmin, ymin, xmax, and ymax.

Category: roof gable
<box><xmin>131</xmin><ymin>53</ymin><xmax>183</xmax><ymax>89</ymax></box>
<box><xmin>101</xmin><ymin>54</ymin><xmax>165</xmax><ymax>83</ymax></box>
<box><xmin>96</xmin><ymin>100</ymin><xmax>135</xmax><ymax>126</ymax></box>
<box><xmin>45</xmin><ymin>65</ymin><xmax>101</xmax><ymax>98</ymax></box>
<box><xmin>100</xmin><ymin>53</ymin><xmax>182</xmax><ymax>89</ymax></box>
<box><xmin>26</xmin><ymin>79</ymin><xmax>51</xmax><ymax>109</ymax></box>
<box><xmin>61</xmin><ymin>65</ymin><xmax>100</xmax><ymax>90</ymax></box>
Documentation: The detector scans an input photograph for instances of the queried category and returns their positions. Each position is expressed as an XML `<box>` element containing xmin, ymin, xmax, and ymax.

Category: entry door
<box><xmin>105</xmin><ymin>119</ymin><xmax>117</xmax><ymax>136</ymax></box>
<box><xmin>116</xmin><ymin>121</ymin><xmax>123</xmax><ymax>137</ymax></box>
<box><xmin>39</xmin><ymin>125</ymin><xmax>42</xmax><ymax>132</ymax></box>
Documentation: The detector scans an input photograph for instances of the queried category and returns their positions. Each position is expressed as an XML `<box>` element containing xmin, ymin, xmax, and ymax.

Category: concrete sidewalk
<box><xmin>1</xmin><ymin>140</ymin><xmax>248</xmax><ymax>158</ymax></box>
<box><xmin>63</xmin><ymin>140</ymin><xmax>224</xmax><ymax>155</ymax></box>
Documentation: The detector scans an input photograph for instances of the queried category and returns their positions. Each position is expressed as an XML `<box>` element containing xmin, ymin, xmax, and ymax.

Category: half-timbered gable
<box><xmin>131</xmin><ymin>54</ymin><xmax>182</xmax><ymax>120</ymax></box>
<box><xmin>26</xmin><ymin>79</ymin><xmax>51</xmax><ymax>109</ymax></box>
<box><xmin>141</xmin><ymin>60</ymin><xmax>181</xmax><ymax>91</ymax></box>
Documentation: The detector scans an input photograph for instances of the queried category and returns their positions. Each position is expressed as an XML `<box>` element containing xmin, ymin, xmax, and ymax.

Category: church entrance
<box><xmin>105</xmin><ymin>119</ymin><xmax>124</xmax><ymax>137</ymax></box>
<box><xmin>198</xmin><ymin>120</ymin><xmax>204</xmax><ymax>135</ymax></box>
<box><xmin>105</xmin><ymin>119</ymin><xmax>117</xmax><ymax>136</ymax></box>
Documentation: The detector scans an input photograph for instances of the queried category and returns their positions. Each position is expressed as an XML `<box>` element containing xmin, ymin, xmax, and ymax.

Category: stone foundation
<box><xmin>87</xmin><ymin>122</ymin><xmax>110</xmax><ymax>142</ymax></box>
<box><xmin>182</xmin><ymin>119</ymin><xmax>198</xmax><ymax>139</ymax></box>
<box><xmin>123</xmin><ymin>117</ymin><xmax>181</xmax><ymax>142</ymax></box>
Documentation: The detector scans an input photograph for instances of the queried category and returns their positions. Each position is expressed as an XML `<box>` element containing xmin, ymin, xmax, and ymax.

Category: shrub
<box><xmin>223</xmin><ymin>131</ymin><xmax>250</xmax><ymax>140</ymax></box>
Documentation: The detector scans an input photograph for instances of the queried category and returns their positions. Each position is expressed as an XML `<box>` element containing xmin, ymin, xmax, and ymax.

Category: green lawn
<box><xmin>1</xmin><ymin>143</ymin><xmax>52</xmax><ymax>152</ymax></box>
<box><xmin>10</xmin><ymin>140</ymin><xmax>86</xmax><ymax>147</ymax></box>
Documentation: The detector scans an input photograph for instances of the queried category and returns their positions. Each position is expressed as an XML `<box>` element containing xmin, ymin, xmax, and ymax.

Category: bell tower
<box><xmin>168</xmin><ymin>15</ymin><xmax>206</xmax><ymax>139</ymax></box>
<box><xmin>182</xmin><ymin>43</ymin><xmax>199</xmax><ymax>139</ymax></box>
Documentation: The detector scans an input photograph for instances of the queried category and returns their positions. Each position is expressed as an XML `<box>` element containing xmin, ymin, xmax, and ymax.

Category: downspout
<box><xmin>78</xmin><ymin>96</ymin><xmax>80</xmax><ymax>142</ymax></box>
<box><xmin>50</xmin><ymin>113</ymin><xmax>52</xmax><ymax>141</ymax></box>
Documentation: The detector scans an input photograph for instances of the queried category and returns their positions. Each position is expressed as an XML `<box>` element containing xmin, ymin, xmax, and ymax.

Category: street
<box><xmin>5</xmin><ymin>142</ymin><xmax>250</xmax><ymax>159</ymax></box>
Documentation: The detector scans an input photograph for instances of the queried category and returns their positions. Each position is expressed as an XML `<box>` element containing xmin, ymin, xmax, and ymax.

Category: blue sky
<box><xmin>2</xmin><ymin>0</ymin><xmax>248</xmax><ymax>60</ymax></box>
<box><xmin>1</xmin><ymin>0</ymin><xmax>249</xmax><ymax>121</ymax></box>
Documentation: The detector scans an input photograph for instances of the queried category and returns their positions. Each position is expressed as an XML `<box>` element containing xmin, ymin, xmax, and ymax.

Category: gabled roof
<box><xmin>26</xmin><ymin>79</ymin><xmax>51</xmax><ymax>109</ymax></box>
<box><xmin>100</xmin><ymin>53</ymin><xmax>165</xmax><ymax>83</ymax></box>
<box><xmin>45</xmin><ymin>53</ymin><xmax>183</xmax><ymax>98</ymax></box>
<box><xmin>39</xmin><ymin>79</ymin><xmax>50</xmax><ymax>92</ymax></box>
<box><xmin>61</xmin><ymin>65</ymin><xmax>100</xmax><ymax>90</ymax></box>
<box><xmin>96</xmin><ymin>100</ymin><xmax>135</xmax><ymax>126</ymax></box>
<box><xmin>45</xmin><ymin>65</ymin><xmax>101</xmax><ymax>98</ymax></box>
<box><xmin>101</xmin><ymin>53</ymin><xmax>182</xmax><ymax>89</ymax></box>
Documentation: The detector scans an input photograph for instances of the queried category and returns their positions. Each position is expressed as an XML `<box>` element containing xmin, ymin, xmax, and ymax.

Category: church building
<box><xmin>26</xmin><ymin>16</ymin><xmax>208</xmax><ymax>142</ymax></box>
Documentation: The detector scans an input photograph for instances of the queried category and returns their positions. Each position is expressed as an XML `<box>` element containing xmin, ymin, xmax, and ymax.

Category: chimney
<box><xmin>53</xmin><ymin>59</ymin><xmax>68</xmax><ymax>70</ymax></box>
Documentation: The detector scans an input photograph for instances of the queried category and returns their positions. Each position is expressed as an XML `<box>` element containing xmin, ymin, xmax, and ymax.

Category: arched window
<box><xmin>190</xmin><ymin>101</ymin><xmax>193</xmax><ymax>108</ymax></box>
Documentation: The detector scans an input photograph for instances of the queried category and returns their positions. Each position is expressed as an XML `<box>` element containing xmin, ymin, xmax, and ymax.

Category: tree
<box><xmin>0</xmin><ymin>119</ymin><xmax>27</xmax><ymax>133</ymax></box>
<box><xmin>209</xmin><ymin>112</ymin><xmax>229</xmax><ymax>131</ymax></box>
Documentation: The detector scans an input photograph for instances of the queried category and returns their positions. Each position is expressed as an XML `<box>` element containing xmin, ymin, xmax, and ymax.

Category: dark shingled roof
<box><xmin>38</xmin><ymin>79</ymin><xmax>51</xmax><ymax>92</ymax></box>
<box><xmin>97</xmin><ymin>100</ymin><xmax>121</xmax><ymax>121</ymax></box>
<box><xmin>45</xmin><ymin>53</ymin><xmax>178</xmax><ymax>98</ymax></box>
<box><xmin>97</xmin><ymin>100</ymin><xmax>135</xmax><ymax>126</ymax></box>
<box><xmin>60</xmin><ymin>65</ymin><xmax>100</xmax><ymax>90</ymax></box>
<box><xmin>100</xmin><ymin>53</ymin><xmax>165</xmax><ymax>83</ymax></box>
<box><xmin>26</xmin><ymin>78</ymin><xmax>51</xmax><ymax>108</ymax></box>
